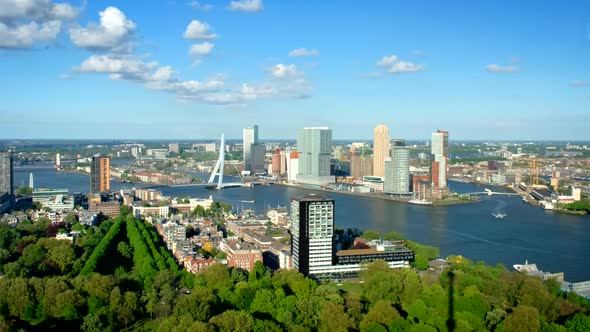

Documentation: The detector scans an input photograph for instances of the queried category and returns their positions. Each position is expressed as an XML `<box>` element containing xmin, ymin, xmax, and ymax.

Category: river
<box><xmin>14</xmin><ymin>166</ymin><xmax>590</xmax><ymax>282</ymax></box>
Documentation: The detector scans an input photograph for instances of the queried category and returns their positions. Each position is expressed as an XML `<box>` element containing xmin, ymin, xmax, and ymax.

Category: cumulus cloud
<box><xmin>269</xmin><ymin>64</ymin><xmax>299</xmax><ymax>78</ymax></box>
<box><xmin>189</xmin><ymin>41</ymin><xmax>214</xmax><ymax>57</ymax></box>
<box><xmin>289</xmin><ymin>48</ymin><xmax>319</xmax><ymax>57</ymax></box>
<box><xmin>69</xmin><ymin>6</ymin><xmax>136</xmax><ymax>52</ymax></box>
<box><xmin>75</xmin><ymin>54</ymin><xmax>227</xmax><ymax>100</ymax></box>
<box><xmin>0</xmin><ymin>20</ymin><xmax>60</xmax><ymax>48</ymax></box>
<box><xmin>0</xmin><ymin>0</ymin><xmax>79</xmax><ymax>49</ymax></box>
<box><xmin>0</xmin><ymin>0</ymin><xmax>79</xmax><ymax>21</ymax></box>
<box><xmin>376</xmin><ymin>54</ymin><xmax>424</xmax><ymax>74</ymax></box>
<box><xmin>188</xmin><ymin>1</ymin><xmax>213</xmax><ymax>11</ymax></box>
<box><xmin>183</xmin><ymin>20</ymin><xmax>216</xmax><ymax>40</ymax></box>
<box><xmin>229</xmin><ymin>0</ymin><xmax>263</xmax><ymax>12</ymax></box>
<box><xmin>570</xmin><ymin>80</ymin><xmax>589</xmax><ymax>87</ymax></box>
<box><xmin>485</xmin><ymin>64</ymin><xmax>519</xmax><ymax>73</ymax></box>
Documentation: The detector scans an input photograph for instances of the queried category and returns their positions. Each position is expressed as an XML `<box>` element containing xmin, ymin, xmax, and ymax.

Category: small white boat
<box><xmin>492</xmin><ymin>212</ymin><xmax>507</xmax><ymax>219</ymax></box>
<box><xmin>409</xmin><ymin>199</ymin><xmax>432</xmax><ymax>206</ymax></box>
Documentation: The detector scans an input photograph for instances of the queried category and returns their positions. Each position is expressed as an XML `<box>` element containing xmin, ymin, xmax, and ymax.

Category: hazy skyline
<box><xmin>1</xmin><ymin>0</ymin><xmax>589</xmax><ymax>140</ymax></box>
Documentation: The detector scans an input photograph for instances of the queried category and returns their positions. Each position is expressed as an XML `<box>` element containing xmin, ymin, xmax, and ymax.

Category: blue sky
<box><xmin>1</xmin><ymin>0</ymin><xmax>589</xmax><ymax>140</ymax></box>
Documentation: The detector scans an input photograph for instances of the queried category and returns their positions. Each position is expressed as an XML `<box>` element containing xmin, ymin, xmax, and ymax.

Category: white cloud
<box><xmin>183</xmin><ymin>20</ymin><xmax>216</xmax><ymax>40</ymax></box>
<box><xmin>0</xmin><ymin>20</ymin><xmax>61</xmax><ymax>48</ymax></box>
<box><xmin>376</xmin><ymin>55</ymin><xmax>398</xmax><ymax>67</ymax></box>
<box><xmin>69</xmin><ymin>6</ymin><xmax>136</xmax><ymax>52</ymax></box>
<box><xmin>189</xmin><ymin>41</ymin><xmax>214</xmax><ymax>57</ymax></box>
<box><xmin>570</xmin><ymin>80</ymin><xmax>589</xmax><ymax>87</ymax></box>
<box><xmin>75</xmin><ymin>56</ymin><xmax>311</xmax><ymax>105</ymax></box>
<box><xmin>0</xmin><ymin>0</ymin><xmax>78</xmax><ymax>49</ymax></box>
<box><xmin>0</xmin><ymin>0</ymin><xmax>79</xmax><ymax>21</ymax></box>
<box><xmin>75</xmin><ymin>54</ymin><xmax>228</xmax><ymax>101</ymax></box>
<box><xmin>188</xmin><ymin>1</ymin><xmax>213</xmax><ymax>11</ymax></box>
<box><xmin>269</xmin><ymin>64</ymin><xmax>299</xmax><ymax>78</ymax></box>
<box><xmin>229</xmin><ymin>0</ymin><xmax>263</xmax><ymax>12</ymax></box>
<box><xmin>485</xmin><ymin>64</ymin><xmax>519</xmax><ymax>73</ymax></box>
<box><xmin>375</xmin><ymin>54</ymin><xmax>424</xmax><ymax>74</ymax></box>
<box><xmin>289</xmin><ymin>48</ymin><xmax>319</xmax><ymax>57</ymax></box>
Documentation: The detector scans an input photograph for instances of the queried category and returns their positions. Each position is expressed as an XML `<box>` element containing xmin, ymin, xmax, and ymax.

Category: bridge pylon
<box><xmin>208</xmin><ymin>133</ymin><xmax>225</xmax><ymax>189</ymax></box>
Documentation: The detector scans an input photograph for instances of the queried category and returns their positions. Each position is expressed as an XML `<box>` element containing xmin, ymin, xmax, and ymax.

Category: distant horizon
<box><xmin>0</xmin><ymin>138</ymin><xmax>589</xmax><ymax>144</ymax></box>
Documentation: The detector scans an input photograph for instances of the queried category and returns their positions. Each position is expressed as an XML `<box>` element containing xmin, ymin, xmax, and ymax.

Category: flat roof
<box><xmin>336</xmin><ymin>247</ymin><xmax>412</xmax><ymax>256</ymax></box>
<box><xmin>293</xmin><ymin>194</ymin><xmax>332</xmax><ymax>202</ymax></box>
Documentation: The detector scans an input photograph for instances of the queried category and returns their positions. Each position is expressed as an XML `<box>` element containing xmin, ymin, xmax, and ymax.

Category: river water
<box><xmin>15</xmin><ymin>166</ymin><xmax>590</xmax><ymax>282</ymax></box>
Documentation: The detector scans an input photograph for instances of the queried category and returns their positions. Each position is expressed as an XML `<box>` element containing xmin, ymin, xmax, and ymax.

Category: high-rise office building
<box><xmin>0</xmin><ymin>151</ymin><xmax>14</xmax><ymax>196</ymax></box>
<box><xmin>384</xmin><ymin>139</ymin><xmax>410</xmax><ymax>194</ymax></box>
<box><xmin>431</xmin><ymin>130</ymin><xmax>449</xmax><ymax>188</ymax></box>
<box><xmin>290</xmin><ymin>194</ymin><xmax>335</xmax><ymax>276</ymax></box>
<box><xmin>297</xmin><ymin>127</ymin><xmax>335</xmax><ymax>185</ymax></box>
<box><xmin>90</xmin><ymin>156</ymin><xmax>110</xmax><ymax>194</ymax></box>
<box><xmin>351</xmin><ymin>156</ymin><xmax>373</xmax><ymax>180</ymax></box>
<box><xmin>250</xmin><ymin>143</ymin><xmax>266</xmax><ymax>174</ymax></box>
<box><xmin>373</xmin><ymin>124</ymin><xmax>390</xmax><ymax>178</ymax></box>
<box><xmin>243</xmin><ymin>125</ymin><xmax>259</xmax><ymax>173</ymax></box>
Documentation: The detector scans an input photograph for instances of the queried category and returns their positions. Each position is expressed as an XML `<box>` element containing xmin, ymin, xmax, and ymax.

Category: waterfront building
<box><xmin>291</xmin><ymin>194</ymin><xmax>335</xmax><ymax>276</ymax></box>
<box><xmin>351</xmin><ymin>156</ymin><xmax>373</xmax><ymax>180</ymax></box>
<box><xmin>251</xmin><ymin>143</ymin><xmax>266</xmax><ymax>174</ymax></box>
<box><xmin>243</xmin><ymin>125</ymin><xmax>259</xmax><ymax>173</ymax></box>
<box><xmin>384</xmin><ymin>139</ymin><xmax>410</xmax><ymax>195</ymax></box>
<box><xmin>0</xmin><ymin>151</ymin><xmax>14</xmax><ymax>197</ymax></box>
<box><xmin>431</xmin><ymin>130</ymin><xmax>449</xmax><ymax>188</ymax></box>
<box><xmin>271</xmin><ymin>149</ymin><xmax>281</xmax><ymax>176</ymax></box>
<box><xmin>296</xmin><ymin>127</ymin><xmax>335</xmax><ymax>186</ymax></box>
<box><xmin>286</xmin><ymin>151</ymin><xmax>299</xmax><ymax>182</ymax></box>
<box><xmin>290</xmin><ymin>193</ymin><xmax>413</xmax><ymax>277</ymax></box>
<box><xmin>279</xmin><ymin>150</ymin><xmax>287</xmax><ymax>175</ymax></box>
<box><xmin>373</xmin><ymin>124</ymin><xmax>390</xmax><ymax>178</ymax></box>
<box><xmin>90</xmin><ymin>155</ymin><xmax>110</xmax><ymax>195</ymax></box>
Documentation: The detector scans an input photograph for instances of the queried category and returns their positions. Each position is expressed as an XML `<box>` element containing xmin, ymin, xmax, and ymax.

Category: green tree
<box><xmin>361</xmin><ymin>230</ymin><xmax>381</xmax><ymax>240</ymax></box>
<box><xmin>504</xmin><ymin>305</ymin><xmax>540</xmax><ymax>332</ymax></box>
<box><xmin>565</xmin><ymin>313</ymin><xmax>590</xmax><ymax>332</ymax></box>
<box><xmin>209</xmin><ymin>310</ymin><xmax>254</xmax><ymax>332</ymax></box>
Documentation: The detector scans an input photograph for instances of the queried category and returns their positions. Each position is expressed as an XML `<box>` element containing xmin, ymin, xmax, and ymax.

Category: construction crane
<box><xmin>529</xmin><ymin>157</ymin><xmax>539</xmax><ymax>186</ymax></box>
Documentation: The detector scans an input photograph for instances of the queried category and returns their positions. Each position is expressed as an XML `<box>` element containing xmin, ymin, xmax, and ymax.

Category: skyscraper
<box><xmin>373</xmin><ymin>124</ymin><xmax>390</xmax><ymax>178</ymax></box>
<box><xmin>431</xmin><ymin>130</ymin><xmax>449</xmax><ymax>188</ymax></box>
<box><xmin>290</xmin><ymin>194</ymin><xmax>335</xmax><ymax>276</ymax></box>
<box><xmin>90</xmin><ymin>155</ymin><xmax>110</xmax><ymax>195</ymax></box>
<box><xmin>0</xmin><ymin>151</ymin><xmax>14</xmax><ymax>196</ymax></box>
<box><xmin>243</xmin><ymin>125</ymin><xmax>259</xmax><ymax>173</ymax></box>
<box><xmin>297</xmin><ymin>127</ymin><xmax>334</xmax><ymax>185</ymax></box>
<box><xmin>384</xmin><ymin>139</ymin><xmax>410</xmax><ymax>195</ymax></box>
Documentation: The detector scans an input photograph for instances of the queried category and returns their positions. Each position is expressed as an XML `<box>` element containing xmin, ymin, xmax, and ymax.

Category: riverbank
<box><xmin>279</xmin><ymin>183</ymin><xmax>479</xmax><ymax>206</ymax></box>
<box><xmin>431</xmin><ymin>199</ymin><xmax>478</xmax><ymax>207</ymax></box>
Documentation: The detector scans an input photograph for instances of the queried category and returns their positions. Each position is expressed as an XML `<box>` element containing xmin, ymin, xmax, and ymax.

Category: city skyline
<box><xmin>1</xmin><ymin>0</ymin><xmax>589</xmax><ymax>140</ymax></box>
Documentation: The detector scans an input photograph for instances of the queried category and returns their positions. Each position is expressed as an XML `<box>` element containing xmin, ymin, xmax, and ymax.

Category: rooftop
<box><xmin>293</xmin><ymin>194</ymin><xmax>331</xmax><ymax>202</ymax></box>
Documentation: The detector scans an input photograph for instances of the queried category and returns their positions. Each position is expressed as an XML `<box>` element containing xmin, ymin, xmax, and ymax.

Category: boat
<box><xmin>241</xmin><ymin>200</ymin><xmax>255</xmax><ymax>203</ymax></box>
<box><xmin>492</xmin><ymin>212</ymin><xmax>507</xmax><ymax>219</ymax></box>
<box><xmin>513</xmin><ymin>260</ymin><xmax>564</xmax><ymax>281</ymax></box>
<box><xmin>409</xmin><ymin>199</ymin><xmax>432</xmax><ymax>205</ymax></box>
